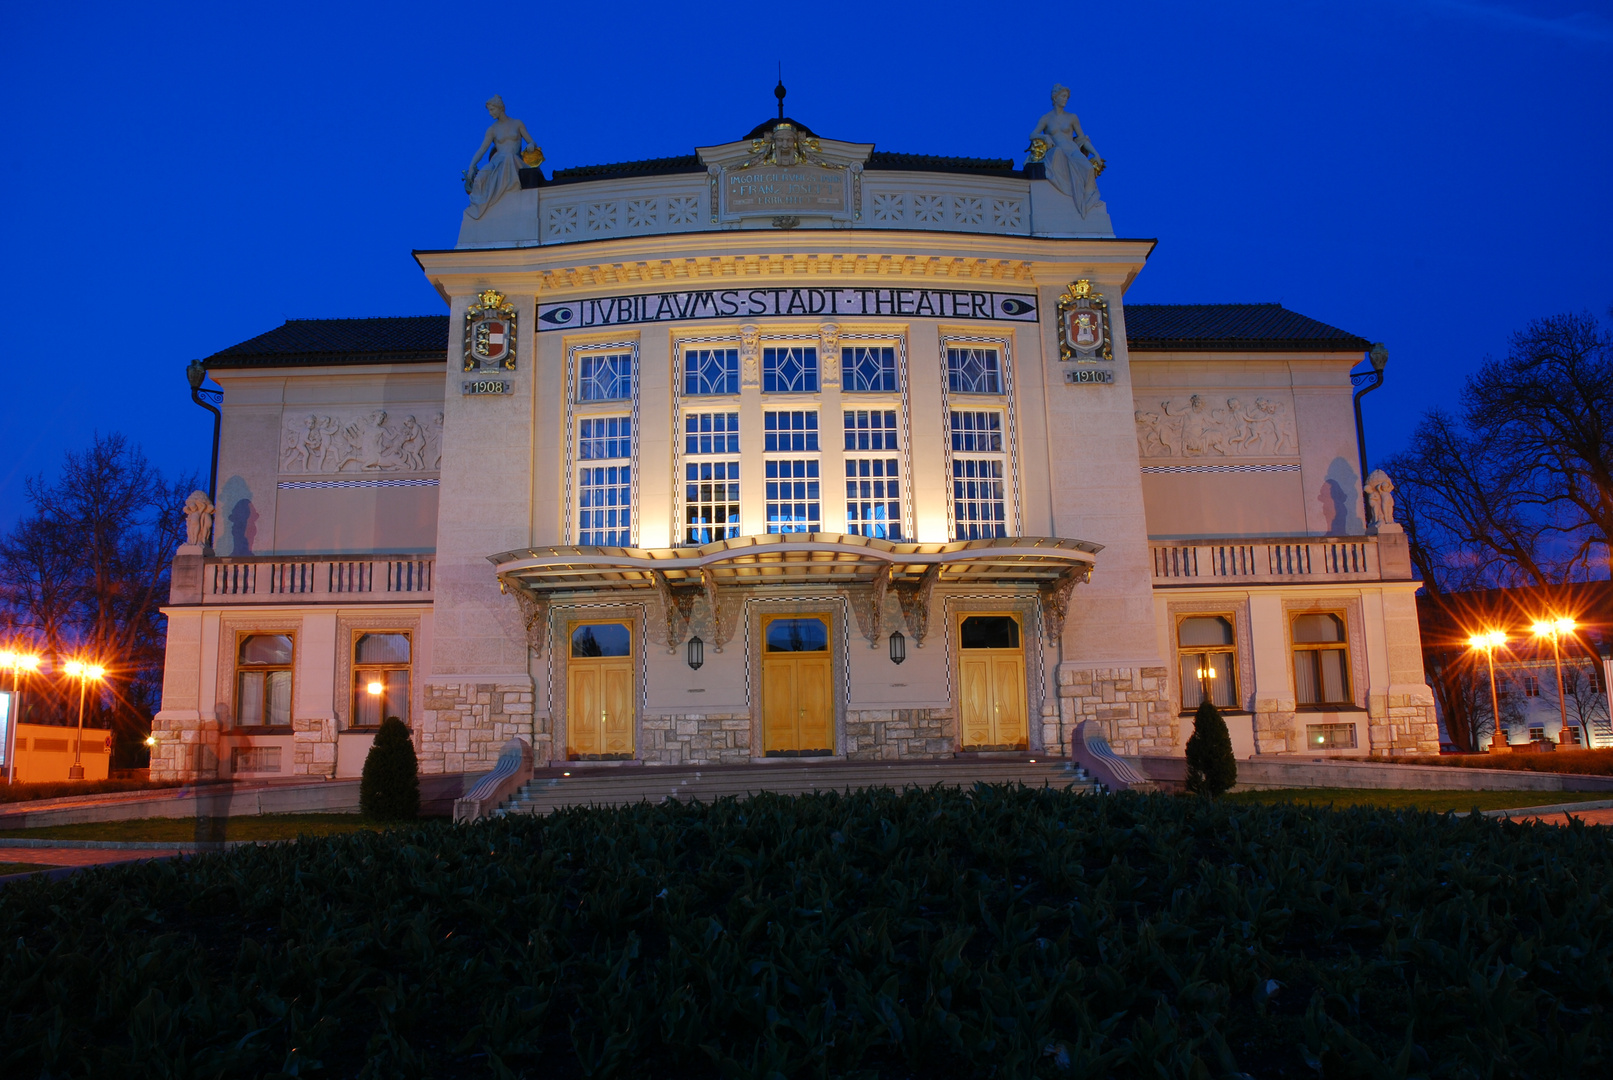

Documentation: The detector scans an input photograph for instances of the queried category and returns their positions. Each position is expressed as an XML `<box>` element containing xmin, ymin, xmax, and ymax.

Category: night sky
<box><xmin>2</xmin><ymin>0</ymin><xmax>1609</xmax><ymax>527</ymax></box>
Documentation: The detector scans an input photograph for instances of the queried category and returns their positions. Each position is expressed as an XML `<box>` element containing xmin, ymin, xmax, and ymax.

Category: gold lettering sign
<box><xmin>723</xmin><ymin>167</ymin><xmax>847</xmax><ymax>218</ymax></box>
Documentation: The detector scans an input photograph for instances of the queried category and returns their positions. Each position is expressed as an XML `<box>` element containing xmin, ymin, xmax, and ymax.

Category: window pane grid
<box><xmin>578</xmin><ymin>465</ymin><xmax>632</xmax><ymax>545</ymax></box>
<box><xmin>765</xmin><ymin>458</ymin><xmax>820</xmax><ymax>533</ymax></box>
<box><xmin>947</xmin><ymin>347</ymin><xmax>1002</xmax><ymax>394</ymax></box>
<box><xmin>1179</xmin><ymin>650</ymin><xmax>1236</xmax><ymax>710</ymax></box>
<box><xmin>684</xmin><ymin>412</ymin><xmax>739</xmax><ymax>455</ymax></box>
<box><xmin>843</xmin><ymin>346</ymin><xmax>897</xmax><ymax>392</ymax></box>
<box><xmin>763</xmin><ymin>346</ymin><xmax>819</xmax><ymax>393</ymax></box>
<box><xmin>764</xmin><ymin>411</ymin><xmax>819</xmax><ymax>452</ymax></box>
<box><xmin>579</xmin><ymin>416</ymin><xmax>632</xmax><ymax>460</ymax></box>
<box><xmin>952</xmin><ymin>458</ymin><xmax>1006</xmax><ymax>539</ymax></box>
<box><xmin>844</xmin><ymin>409</ymin><xmax>900</xmax><ymax>451</ymax></box>
<box><xmin>845</xmin><ymin>457</ymin><xmax>902</xmax><ymax>539</ymax></box>
<box><xmin>950</xmin><ymin>410</ymin><xmax>1003</xmax><ymax>452</ymax></box>
<box><xmin>684</xmin><ymin>460</ymin><xmax>741</xmax><ymax>544</ymax></box>
<box><xmin>684</xmin><ymin>348</ymin><xmax>739</xmax><ymax>396</ymax></box>
<box><xmin>577</xmin><ymin>353</ymin><xmax>633</xmax><ymax>402</ymax></box>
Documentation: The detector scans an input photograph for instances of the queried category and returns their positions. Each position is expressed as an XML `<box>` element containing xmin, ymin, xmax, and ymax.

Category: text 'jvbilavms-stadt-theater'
<box><xmin>151</xmin><ymin>86</ymin><xmax>1437</xmax><ymax>784</ymax></box>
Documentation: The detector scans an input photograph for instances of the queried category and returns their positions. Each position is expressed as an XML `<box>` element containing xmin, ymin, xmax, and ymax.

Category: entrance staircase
<box><xmin>497</xmin><ymin>757</ymin><xmax>1096</xmax><ymax>816</ymax></box>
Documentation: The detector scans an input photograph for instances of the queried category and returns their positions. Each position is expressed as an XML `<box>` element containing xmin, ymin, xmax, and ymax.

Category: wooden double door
<box><xmin>567</xmin><ymin>621</ymin><xmax>634</xmax><ymax>758</ymax></box>
<box><xmin>958</xmin><ymin>614</ymin><xmax>1028</xmax><ymax>750</ymax></box>
<box><xmin>762</xmin><ymin>615</ymin><xmax>834</xmax><ymax>755</ymax></box>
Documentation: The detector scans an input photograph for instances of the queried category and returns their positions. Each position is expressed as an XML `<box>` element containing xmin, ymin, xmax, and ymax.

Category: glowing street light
<box><xmin>63</xmin><ymin>659</ymin><xmax>106</xmax><ymax>780</ymax></box>
<box><xmin>1532</xmin><ymin>617</ymin><xmax>1578</xmax><ymax>745</ymax></box>
<box><xmin>0</xmin><ymin>649</ymin><xmax>41</xmax><ymax>784</ymax></box>
<box><xmin>1468</xmin><ymin>630</ymin><xmax>1508</xmax><ymax>751</ymax></box>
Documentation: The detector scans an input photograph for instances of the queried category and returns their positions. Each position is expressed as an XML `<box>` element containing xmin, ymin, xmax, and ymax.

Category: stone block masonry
<box><xmin>420</xmin><ymin>680</ymin><xmax>536</xmax><ymax>774</ymax></box>
<box><xmin>1059</xmin><ymin>665</ymin><xmax>1176</xmax><ymax>755</ymax></box>
<box><xmin>845</xmin><ymin>709</ymin><xmax>952</xmax><ymax>760</ymax></box>
<box><xmin>640</xmin><ymin>714</ymin><xmax>751</xmax><ymax>765</ymax></box>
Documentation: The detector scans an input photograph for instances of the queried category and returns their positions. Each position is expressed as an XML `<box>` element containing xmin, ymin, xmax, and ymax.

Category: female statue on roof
<box><xmin>462</xmin><ymin>95</ymin><xmax>543</xmax><ymax>220</ymax></box>
<box><xmin>1029</xmin><ymin>84</ymin><xmax>1106</xmax><ymax>218</ymax></box>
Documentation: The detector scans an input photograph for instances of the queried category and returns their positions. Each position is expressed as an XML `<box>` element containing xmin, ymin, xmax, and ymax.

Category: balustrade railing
<box><xmin>204</xmin><ymin>555</ymin><xmax>433</xmax><ymax>602</ymax></box>
<box><xmin>1151</xmin><ymin>538</ymin><xmax>1378</xmax><ymax>583</ymax></box>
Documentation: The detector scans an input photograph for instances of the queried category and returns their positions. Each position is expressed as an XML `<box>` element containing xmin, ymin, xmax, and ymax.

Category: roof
<box><xmin>1124</xmin><ymin>303</ymin><xmax>1371</xmax><ymax>352</ymax></box>
<box><xmin>546</xmin><ymin>154</ymin><xmax>706</xmax><ymax>185</ymax></box>
<box><xmin>864</xmin><ymin>151</ymin><xmax>1018</xmax><ymax>176</ymax></box>
<box><xmin>204</xmin><ymin>316</ymin><xmax>448</xmax><ymax>368</ymax></box>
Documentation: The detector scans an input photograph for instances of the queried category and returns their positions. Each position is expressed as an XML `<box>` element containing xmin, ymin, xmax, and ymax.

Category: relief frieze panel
<box><xmin>280</xmin><ymin>410</ymin><xmax>444</xmax><ymax>475</ymax></box>
<box><xmin>1133</xmin><ymin>394</ymin><xmax>1298</xmax><ymax>459</ymax></box>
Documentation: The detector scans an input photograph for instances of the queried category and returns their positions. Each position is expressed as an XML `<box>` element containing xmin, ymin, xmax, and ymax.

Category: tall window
<box><xmin>1178</xmin><ymin>616</ymin><xmax>1237</xmax><ymax>710</ymax></box>
<box><xmin>950</xmin><ymin>410</ymin><xmax>1007</xmax><ymax>540</ymax></box>
<box><xmin>845</xmin><ymin>409</ymin><xmax>902</xmax><ymax>539</ymax></box>
<box><xmin>684</xmin><ymin>411</ymin><xmax>740</xmax><ymax>544</ymax></box>
<box><xmin>578</xmin><ymin>416</ymin><xmax>632</xmax><ymax>545</ymax></box>
<box><xmin>578</xmin><ymin>353</ymin><xmax>633</xmax><ymax>402</ymax></box>
<box><xmin>1293</xmin><ymin>613</ymin><xmax>1351</xmax><ymax>706</ymax></box>
<box><xmin>843</xmin><ymin>346</ymin><xmax>897</xmax><ymax>392</ymax></box>
<box><xmin>947</xmin><ymin>347</ymin><xmax>1003</xmax><ymax>394</ymax></box>
<box><xmin>763</xmin><ymin>346</ymin><xmax>819</xmax><ymax>393</ymax></box>
<box><xmin>353</xmin><ymin>633</ymin><xmax>410</xmax><ymax>728</ymax></box>
<box><xmin>684</xmin><ymin>348</ymin><xmax>739</xmax><ymax>396</ymax></box>
<box><xmin>765</xmin><ymin>409</ymin><xmax>820</xmax><ymax>532</ymax></box>
<box><xmin>235</xmin><ymin>634</ymin><xmax>292</xmax><ymax>728</ymax></box>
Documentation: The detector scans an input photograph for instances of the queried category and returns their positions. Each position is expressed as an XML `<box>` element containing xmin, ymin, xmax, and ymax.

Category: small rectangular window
<box><xmin>947</xmin><ymin>348</ymin><xmax>1002</xmax><ymax>394</ymax></box>
<box><xmin>231</xmin><ymin>747</ymin><xmax>283</xmax><ymax>773</ymax></box>
<box><xmin>1528</xmin><ymin>725</ymin><xmax>1546</xmax><ymax>742</ymax></box>
<box><xmin>950</xmin><ymin>410</ymin><xmax>1003</xmax><ymax>452</ymax></box>
<box><xmin>685</xmin><ymin>460</ymin><xmax>741</xmax><ymax>544</ymax></box>
<box><xmin>684</xmin><ymin>412</ymin><xmax>740</xmax><ymax>455</ymax></box>
<box><xmin>844</xmin><ymin>409</ymin><xmax>899</xmax><ymax>451</ymax></box>
<box><xmin>1305</xmin><ymin>723</ymin><xmax>1357</xmax><ymax>750</ymax></box>
<box><xmin>766</xmin><ymin>459</ymin><xmax>820</xmax><ymax>533</ymax></box>
<box><xmin>952</xmin><ymin>458</ymin><xmax>1006</xmax><ymax>539</ymax></box>
<box><xmin>579</xmin><ymin>416</ymin><xmax>632</xmax><ymax>460</ymax></box>
<box><xmin>1522</xmin><ymin>675</ymin><xmax>1540</xmax><ymax>697</ymax></box>
<box><xmin>577</xmin><ymin>353</ymin><xmax>633</xmax><ymax>402</ymax></box>
<box><xmin>352</xmin><ymin>632</ymin><xmax>411</xmax><ymax>728</ymax></box>
<box><xmin>764</xmin><ymin>411</ymin><xmax>819</xmax><ymax>452</ymax></box>
<box><xmin>684</xmin><ymin>348</ymin><xmax>739</xmax><ymax>396</ymax></box>
<box><xmin>763</xmin><ymin>346</ymin><xmax>818</xmax><ymax>393</ymax></box>
<box><xmin>845</xmin><ymin>457</ymin><xmax>902</xmax><ymax>539</ymax></box>
<box><xmin>1292</xmin><ymin>612</ymin><xmax>1351</xmax><ymax>706</ymax></box>
<box><xmin>843</xmin><ymin>346</ymin><xmax>897</xmax><ymax>392</ymax></box>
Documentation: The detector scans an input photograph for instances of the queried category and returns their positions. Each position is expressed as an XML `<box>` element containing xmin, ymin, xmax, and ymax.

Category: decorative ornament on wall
<box><xmin>1133</xmin><ymin>394</ymin><xmax>1298</xmax><ymax>458</ymax></box>
<box><xmin>463</xmin><ymin>289</ymin><xmax>518</xmax><ymax>373</ymax></box>
<box><xmin>1057</xmin><ymin>279</ymin><xmax>1111</xmax><ymax>362</ymax></box>
<box><xmin>280</xmin><ymin>411</ymin><xmax>443</xmax><ymax>474</ymax></box>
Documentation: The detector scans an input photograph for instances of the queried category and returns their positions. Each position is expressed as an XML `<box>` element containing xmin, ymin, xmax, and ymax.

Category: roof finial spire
<box><xmin>775</xmin><ymin>64</ymin><xmax>786</xmax><ymax>120</ymax></box>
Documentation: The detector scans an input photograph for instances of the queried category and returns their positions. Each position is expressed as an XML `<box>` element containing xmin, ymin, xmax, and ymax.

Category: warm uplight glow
<box><xmin>366</xmin><ymin>681</ymin><xmax>384</xmax><ymax>695</ymax></box>
<box><xmin>1468</xmin><ymin>630</ymin><xmax>1507</xmax><ymax>650</ymax></box>
<box><xmin>1196</xmin><ymin>667</ymin><xmax>1218</xmax><ymax>679</ymax></box>
<box><xmin>144</xmin><ymin>735</ymin><xmax>156</xmax><ymax>747</ymax></box>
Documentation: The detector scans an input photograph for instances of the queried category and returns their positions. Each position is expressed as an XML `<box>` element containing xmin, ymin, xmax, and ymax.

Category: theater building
<box><xmin>150</xmin><ymin>96</ymin><xmax>1439</xmax><ymax>782</ymax></box>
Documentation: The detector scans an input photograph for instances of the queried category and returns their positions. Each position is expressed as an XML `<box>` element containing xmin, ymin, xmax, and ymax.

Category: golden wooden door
<box><xmin>567</xmin><ymin>621</ymin><xmax>634</xmax><ymax>758</ymax></box>
<box><xmin>762</xmin><ymin>616</ymin><xmax>833</xmax><ymax>754</ymax></box>
<box><xmin>958</xmin><ymin>615</ymin><xmax>1028</xmax><ymax>749</ymax></box>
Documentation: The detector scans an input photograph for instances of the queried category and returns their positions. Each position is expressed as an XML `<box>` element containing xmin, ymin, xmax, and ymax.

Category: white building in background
<box><xmin>150</xmin><ymin>92</ymin><xmax>1438</xmax><ymax>782</ymax></box>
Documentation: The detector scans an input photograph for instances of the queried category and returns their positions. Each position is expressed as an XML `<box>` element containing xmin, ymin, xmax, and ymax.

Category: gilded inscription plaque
<box><xmin>721</xmin><ymin>166</ymin><xmax>850</xmax><ymax>220</ymax></box>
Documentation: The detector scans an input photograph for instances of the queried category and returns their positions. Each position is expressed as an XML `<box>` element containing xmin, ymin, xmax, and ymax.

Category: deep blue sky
<box><xmin>2</xmin><ymin>0</ymin><xmax>1609</xmax><ymax>527</ymax></box>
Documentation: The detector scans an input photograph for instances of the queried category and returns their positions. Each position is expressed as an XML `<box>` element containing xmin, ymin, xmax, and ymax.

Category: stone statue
<box><xmin>183</xmin><ymin>490</ymin><xmax>214</xmax><ymax>548</ymax></box>
<box><xmin>1365</xmin><ymin>469</ymin><xmax>1397</xmax><ymax>527</ymax></box>
<box><xmin>1029</xmin><ymin>85</ymin><xmax>1106</xmax><ymax>218</ymax></box>
<box><xmin>463</xmin><ymin>95</ymin><xmax>541</xmax><ymax>220</ymax></box>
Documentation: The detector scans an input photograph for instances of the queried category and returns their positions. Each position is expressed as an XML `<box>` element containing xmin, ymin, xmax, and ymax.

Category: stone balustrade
<box><xmin>198</xmin><ymin>555</ymin><xmax>434</xmax><ymax>604</ymax></box>
<box><xmin>1150</xmin><ymin>537</ymin><xmax>1381</xmax><ymax>585</ymax></box>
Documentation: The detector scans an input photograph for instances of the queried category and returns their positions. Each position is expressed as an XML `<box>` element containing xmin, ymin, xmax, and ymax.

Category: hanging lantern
<box><xmin>687</xmin><ymin>635</ymin><xmax>704</xmax><ymax>670</ymax></box>
<box><xmin>888</xmin><ymin>631</ymin><xmax>907</xmax><ymax>665</ymax></box>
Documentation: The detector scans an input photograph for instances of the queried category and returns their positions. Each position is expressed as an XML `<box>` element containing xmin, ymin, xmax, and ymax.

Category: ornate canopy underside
<box><xmin>488</xmin><ymin>534</ymin><xmax>1100</xmax><ymax>652</ymax></box>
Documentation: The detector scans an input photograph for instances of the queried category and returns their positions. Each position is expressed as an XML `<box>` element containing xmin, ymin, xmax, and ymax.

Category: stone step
<box><xmin>498</xmin><ymin>758</ymin><xmax>1096</xmax><ymax>816</ymax></box>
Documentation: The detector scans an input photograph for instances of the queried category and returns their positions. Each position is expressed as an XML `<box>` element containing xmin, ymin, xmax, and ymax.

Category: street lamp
<box><xmin>1468</xmin><ymin>630</ymin><xmax>1508</xmax><ymax>751</ymax></box>
<box><xmin>0</xmin><ymin>649</ymin><xmax>41</xmax><ymax>784</ymax></box>
<box><xmin>1531</xmin><ymin>617</ymin><xmax>1578</xmax><ymax>745</ymax></box>
<box><xmin>62</xmin><ymin>660</ymin><xmax>106</xmax><ymax>780</ymax></box>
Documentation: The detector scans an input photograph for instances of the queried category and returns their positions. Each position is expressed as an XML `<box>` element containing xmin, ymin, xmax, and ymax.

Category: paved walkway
<box><xmin>0</xmin><ymin>848</ymin><xmax>183</xmax><ymax>885</ymax></box>
<box><xmin>1500</xmin><ymin>807</ymin><xmax>1613</xmax><ymax>827</ymax></box>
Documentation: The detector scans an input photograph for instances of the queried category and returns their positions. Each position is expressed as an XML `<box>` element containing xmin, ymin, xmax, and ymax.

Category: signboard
<box><xmin>538</xmin><ymin>288</ymin><xmax>1037</xmax><ymax>332</ymax></box>
<box><xmin>723</xmin><ymin>166</ymin><xmax>847</xmax><ymax>219</ymax></box>
<box><xmin>1065</xmin><ymin>368</ymin><xmax>1113</xmax><ymax>384</ymax></box>
<box><xmin>463</xmin><ymin>379</ymin><xmax>512</xmax><ymax>396</ymax></box>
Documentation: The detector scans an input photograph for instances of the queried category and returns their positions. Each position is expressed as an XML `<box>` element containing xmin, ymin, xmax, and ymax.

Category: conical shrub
<box><xmin>1184</xmin><ymin>699</ymin><xmax>1237</xmax><ymax>797</ymax></box>
<box><xmin>360</xmin><ymin>716</ymin><xmax>420</xmax><ymax>820</ymax></box>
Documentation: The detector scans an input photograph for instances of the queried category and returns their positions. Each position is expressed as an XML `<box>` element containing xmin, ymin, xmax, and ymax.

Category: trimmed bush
<box><xmin>359</xmin><ymin>716</ymin><xmax>419</xmax><ymax>820</ymax></box>
<box><xmin>1184</xmin><ymin>698</ymin><xmax>1237</xmax><ymax>796</ymax></box>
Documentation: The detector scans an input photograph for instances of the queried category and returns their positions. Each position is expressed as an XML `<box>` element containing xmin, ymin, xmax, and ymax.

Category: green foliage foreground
<box><xmin>2</xmin><ymin>786</ymin><xmax>1610</xmax><ymax>1079</ymax></box>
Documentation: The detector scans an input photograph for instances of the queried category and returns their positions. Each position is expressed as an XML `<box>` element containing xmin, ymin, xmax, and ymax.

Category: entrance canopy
<box><xmin>489</xmin><ymin>533</ymin><xmax>1099</xmax><ymax>596</ymax></box>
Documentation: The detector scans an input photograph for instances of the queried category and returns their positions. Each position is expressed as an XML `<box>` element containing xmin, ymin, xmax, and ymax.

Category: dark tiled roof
<box><xmin>204</xmin><ymin>316</ymin><xmax>449</xmax><ymax>368</ymax></box>
<box><xmin>548</xmin><ymin>155</ymin><xmax>706</xmax><ymax>184</ymax></box>
<box><xmin>742</xmin><ymin>116</ymin><xmax>820</xmax><ymax>140</ymax></box>
<box><xmin>865</xmin><ymin>151</ymin><xmax>1018</xmax><ymax>176</ymax></box>
<box><xmin>1125</xmin><ymin>303</ymin><xmax>1370</xmax><ymax>352</ymax></box>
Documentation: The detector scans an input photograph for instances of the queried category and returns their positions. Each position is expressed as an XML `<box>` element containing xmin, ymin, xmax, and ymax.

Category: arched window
<box><xmin>1178</xmin><ymin>616</ymin><xmax>1236</xmax><ymax>710</ymax></box>
<box><xmin>236</xmin><ymin>634</ymin><xmax>293</xmax><ymax>728</ymax></box>
<box><xmin>1292</xmin><ymin>613</ymin><xmax>1350</xmax><ymax>706</ymax></box>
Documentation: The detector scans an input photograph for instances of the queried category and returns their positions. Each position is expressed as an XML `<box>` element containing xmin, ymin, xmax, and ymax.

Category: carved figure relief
<box><xmin>739</xmin><ymin>325</ymin><xmax>761</xmax><ymax>389</ymax></box>
<box><xmin>462</xmin><ymin>95</ymin><xmax>541</xmax><ymax>220</ymax></box>
<box><xmin>818</xmin><ymin>323</ymin><xmax>841</xmax><ymax>387</ymax></box>
<box><xmin>1134</xmin><ymin>394</ymin><xmax>1298</xmax><ymax>458</ymax></box>
<box><xmin>280</xmin><ymin>411</ymin><xmax>445</xmax><ymax>474</ymax></box>
<box><xmin>182</xmin><ymin>490</ymin><xmax>215</xmax><ymax>548</ymax></box>
<box><xmin>1027</xmin><ymin>84</ymin><xmax>1106</xmax><ymax>218</ymax></box>
<box><xmin>1364</xmin><ymin>469</ymin><xmax>1397</xmax><ymax>526</ymax></box>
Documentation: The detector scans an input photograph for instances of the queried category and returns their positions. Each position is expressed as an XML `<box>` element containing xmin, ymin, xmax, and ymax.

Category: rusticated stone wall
<box><xmin>845</xmin><ymin>708</ymin><xmax>952</xmax><ymax>760</ymax></box>
<box><xmin>419</xmin><ymin>680</ymin><xmax>535</xmax><ymax>774</ymax></box>
<box><xmin>1372</xmin><ymin>688</ymin><xmax>1441</xmax><ymax>756</ymax></box>
<box><xmin>641</xmin><ymin>714</ymin><xmax>751</xmax><ymax>765</ymax></box>
<box><xmin>1058</xmin><ymin>664</ymin><xmax>1176</xmax><ymax>755</ymax></box>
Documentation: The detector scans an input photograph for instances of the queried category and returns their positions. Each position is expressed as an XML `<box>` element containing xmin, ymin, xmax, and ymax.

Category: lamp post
<box><xmin>63</xmin><ymin>660</ymin><xmax>105</xmax><ymax>780</ymax></box>
<box><xmin>1468</xmin><ymin>630</ymin><xmax>1508</xmax><ymax>751</ymax></box>
<box><xmin>0</xmin><ymin>649</ymin><xmax>41</xmax><ymax>784</ymax></box>
<box><xmin>1531</xmin><ymin>617</ymin><xmax>1578</xmax><ymax>745</ymax></box>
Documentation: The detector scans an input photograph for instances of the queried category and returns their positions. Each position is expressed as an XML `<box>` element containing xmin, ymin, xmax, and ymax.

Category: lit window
<box><xmin>947</xmin><ymin>347</ymin><xmax>1002</xmax><ymax>394</ymax></box>
<box><xmin>843</xmin><ymin>346</ymin><xmax>897</xmax><ymax>392</ymax></box>
<box><xmin>952</xmin><ymin>459</ymin><xmax>1006</xmax><ymax>539</ymax></box>
<box><xmin>235</xmin><ymin>634</ymin><xmax>293</xmax><ymax>728</ymax></box>
<box><xmin>579</xmin><ymin>416</ymin><xmax>632</xmax><ymax>460</ymax></box>
<box><xmin>352</xmin><ymin>633</ymin><xmax>410</xmax><ymax>728</ymax></box>
<box><xmin>577</xmin><ymin>416</ymin><xmax>632</xmax><ymax>546</ymax></box>
<box><xmin>1306</xmin><ymin>723</ymin><xmax>1357</xmax><ymax>749</ymax></box>
<box><xmin>844</xmin><ymin>409</ymin><xmax>899</xmax><ymax>451</ymax></box>
<box><xmin>763</xmin><ymin>346</ymin><xmax>818</xmax><ymax>393</ymax></box>
<box><xmin>685</xmin><ymin>460</ymin><xmax>740</xmax><ymax>544</ymax></box>
<box><xmin>1178</xmin><ymin>616</ymin><xmax>1237</xmax><ymax>711</ymax></box>
<box><xmin>950</xmin><ymin>410</ymin><xmax>1003</xmax><ymax>452</ymax></box>
<box><xmin>765</xmin><ymin>459</ymin><xmax>820</xmax><ymax>533</ymax></box>
<box><xmin>764</xmin><ymin>411</ymin><xmax>819</xmax><ymax>452</ymax></box>
<box><xmin>577</xmin><ymin>353</ymin><xmax>633</xmax><ymax>402</ymax></box>
<box><xmin>846</xmin><ymin>457</ymin><xmax>901</xmax><ymax>539</ymax></box>
<box><xmin>684</xmin><ymin>349</ymin><xmax>739</xmax><ymax>396</ymax></box>
<box><xmin>684</xmin><ymin>412</ymin><xmax>739</xmax><ymax>455</ymax></box>
<box><xmin>1293</xmin><ymin>613</ymin><xmax>1350</xmax><ymax>706</ymax></box>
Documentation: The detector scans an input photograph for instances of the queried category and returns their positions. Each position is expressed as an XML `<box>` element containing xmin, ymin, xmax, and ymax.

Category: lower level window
<box><xmin>353</xmin><ymin>633</ymin><xmax>410</xmax><ymax>727</ymax></box>
<box><xmin>579</xmin><ymin>465</ymin><xmax>632</xmax><ymax>545</ymax></box>
<box><xmin>1306</xmin><ymin>723</ymin><xmax>1357</xmax><ymax>750</ymax></box>
<box><xmin>1293</xmin><ymin>613</ymin><xmax>1350</xmax><ymax>706</ymax></box>
<box><xmin>845</xmin><ymin>457</ymin><xmax>902</xmax><ymax>539</ymax></box>
<box><xmin>236</xmin><ymin>634</ymin><xmax>293</xmax><ymax>728</ymax></box>
<box><xmin>685</xmin><ymin>460</ymin><xmax>741</xmax><ymax>544</ymax></box>
<box><xmin>952</xmin><ymin>458</ymin><xmax>1006</xmax><ymax>539</ymax></box>
<box><xmin>766</xmin><ymin>459</ymin><xmax>820</xmax><ymax>533</ymax></box>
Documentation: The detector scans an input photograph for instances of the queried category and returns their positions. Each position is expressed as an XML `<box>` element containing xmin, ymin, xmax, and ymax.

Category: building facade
<box><xmin>150</xmin><ymin>99</ymin><xmax>1439</xmax><ymax>782</ymax></box>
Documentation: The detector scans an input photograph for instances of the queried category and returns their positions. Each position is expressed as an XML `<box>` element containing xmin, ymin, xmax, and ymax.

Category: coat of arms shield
<box><xmin>1056</xmin><ymin>279</ymin><xmax>1112</xmax><ymax>362</ymax></box>
<box><xmin>463</xmin><ymin>289</ymin><xmax>518</xmax><ymax>372</ymax></box>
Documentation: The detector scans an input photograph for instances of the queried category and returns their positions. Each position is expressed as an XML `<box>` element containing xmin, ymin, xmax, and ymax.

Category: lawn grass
<box><xmin>0</xmin><ymin>813</ymin><xmax>397</xmax><ymax>843</ymax></box>
<box><xmin>1402</xmin><ymin>747</ymin><xmax>1613</xmax><ymax>775</ymax></box>
<box><xmin>2</xmin><ymin>787</ymin><xmax>1610</xmax><ymax>1078</ymax></box>
<box><xmin>0</xmin><ymin>861</ymin><xmax>58</xmax><ymax>875</ymax></box>
<box><xmin>1227</xmin><ymin>786</ymin><xmax>1610</xmax><ymax>813</ymax></box>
